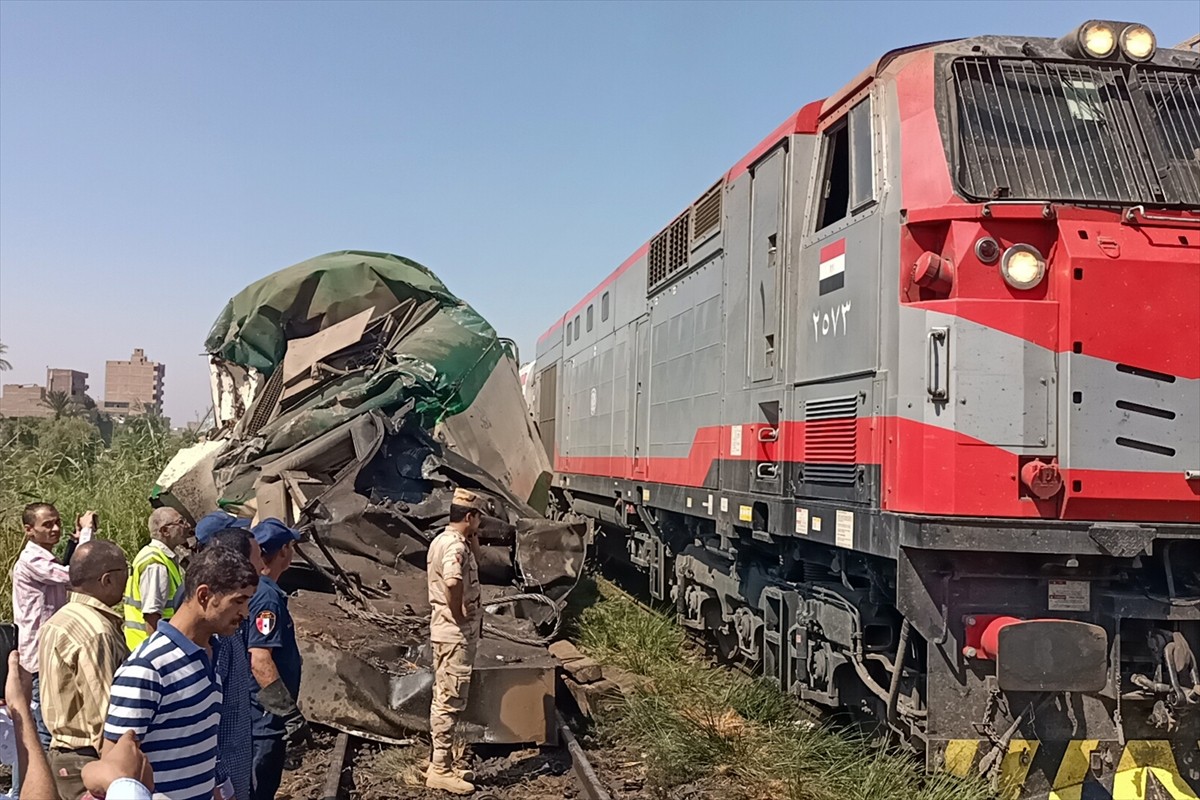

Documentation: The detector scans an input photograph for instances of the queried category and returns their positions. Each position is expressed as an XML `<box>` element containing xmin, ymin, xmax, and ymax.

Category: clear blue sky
<box><xmin>1</xmin><ymin>0</ymin><xmax>1195</xmax><ymax>423</ymax></box>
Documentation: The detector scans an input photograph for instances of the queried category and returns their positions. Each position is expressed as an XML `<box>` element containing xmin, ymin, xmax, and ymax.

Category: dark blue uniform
<box><xmin>247</xmin><ymin>574</ymin><xmax>301</xmax><ymax>800</ymax></box>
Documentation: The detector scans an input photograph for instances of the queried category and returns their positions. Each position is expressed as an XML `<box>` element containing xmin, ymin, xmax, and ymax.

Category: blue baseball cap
<box><xmin>252</xmin><ymin>518</ymin><xmax>302</xmax><ymax>556</ymax></box>
<box><xmin>195</xmin><ymin>511</ymin><xmax>252</xmax><ymax>546</ymax></box>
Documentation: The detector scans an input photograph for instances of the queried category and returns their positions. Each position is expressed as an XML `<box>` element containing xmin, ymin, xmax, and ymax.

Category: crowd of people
<box><xmin>3</xmin><ymin>502</ymin><xmax>308</xmax><ymax>800</ymax></box>
<box><xmin>3</xmin><ymin>485</ymin><xmax>488</xmax><ymax>799</ymax></box>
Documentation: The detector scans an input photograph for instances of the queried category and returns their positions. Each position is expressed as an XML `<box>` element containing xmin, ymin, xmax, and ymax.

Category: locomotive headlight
<box><xmin>1000</xmin><ymin>244</ymin><xmax>1046</xmax><ymax>290</ymax></box>
<box><xmin>1076</xmin><ymin>21</ymin><xmax>1118</xmax><ymax>58</ymax></box>
<box><xmin>1120</xmin><ymin>24</ymin><xmax>1156</xmax><ymax>61</ymax></box>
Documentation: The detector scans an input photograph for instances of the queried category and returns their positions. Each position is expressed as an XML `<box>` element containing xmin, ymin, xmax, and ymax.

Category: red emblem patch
<box><xmin>255</xmin><ymin>610</ymin><xmax>276</xmax><ymax>635</ymax></box>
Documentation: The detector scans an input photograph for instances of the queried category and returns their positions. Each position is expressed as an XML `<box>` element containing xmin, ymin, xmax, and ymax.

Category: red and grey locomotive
<box><xmin>531</xmin><ymin>21</ymin><xmax>1200</xmax><ymax>797</ymax></box>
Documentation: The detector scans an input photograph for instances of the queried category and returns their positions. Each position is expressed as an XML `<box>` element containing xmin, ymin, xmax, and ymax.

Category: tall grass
<box><xmin>576</xmin><ymin>577</ymin><xmax>994</xmax><ymax>800</ymax></box>
<box><xmin>0</xmin><ymin>416</ymin><xmax>186</xmax><ymax>620</ymax></box>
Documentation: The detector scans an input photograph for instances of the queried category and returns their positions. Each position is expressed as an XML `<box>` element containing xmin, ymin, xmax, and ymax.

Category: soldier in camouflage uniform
<box><xmin>425</xmin><ymin>487</ymin><xmax>485</xmax><ymax>795</ymax></box>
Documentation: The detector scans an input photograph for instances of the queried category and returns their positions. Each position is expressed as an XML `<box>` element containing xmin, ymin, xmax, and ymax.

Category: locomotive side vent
<box><xmin>648</xmin><ymin>210</ymin><xmax>691</xmax><ymax>293</ymax></box>
<box><xmin>803</xmin><ymin>394</ymin><xmax>858</xmax><ymax>485</ymax></box>
<box><xmin>1111</xmin><ymin>363</ymin><xmax>1180</xmax><ymax>459</ymax></box>
<box><xmin>691</xmin><ymin>181</ymin><xmax>723</xmax><ymax>245</ymax></box>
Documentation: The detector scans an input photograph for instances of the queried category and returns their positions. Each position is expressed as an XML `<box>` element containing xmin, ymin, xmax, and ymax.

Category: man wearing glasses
<box><xmin>123</xmin><ymin>508</ymin><xmax>192</xmax><ymax>651</ymax></box>
<box><xmin>38</xmin><ymin>540</ymin><xmax>131</xmax><ymax>800</ymax></box>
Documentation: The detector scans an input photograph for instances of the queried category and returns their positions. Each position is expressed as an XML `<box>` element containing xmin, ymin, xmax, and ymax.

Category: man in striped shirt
<box><xmin>104</xmin><ymin>545</ymin><xmax>259</xmax><ymax>800</ymax></box>
<box><xmin>10</xmin><ymin>502</ymin><xmax>95</xmax><ymax>749</ymax></box>
<box><xmin>38</xmin><ymin>539</ymin><xmax>130</xmax><ymax>800</ymax></box>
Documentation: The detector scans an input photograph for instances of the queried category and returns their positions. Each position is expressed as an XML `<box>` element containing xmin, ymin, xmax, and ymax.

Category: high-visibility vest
<box><xmin>123</xmin><ymin>543</ymin><xmax>183</xmax><ymax>650</ymax></box>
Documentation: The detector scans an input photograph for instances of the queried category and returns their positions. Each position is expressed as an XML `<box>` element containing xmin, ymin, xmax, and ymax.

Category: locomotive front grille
<box><xmin>952</xmin><ymin>57</ymin><xmax>1200</xmax><ymax>205</ymax></box>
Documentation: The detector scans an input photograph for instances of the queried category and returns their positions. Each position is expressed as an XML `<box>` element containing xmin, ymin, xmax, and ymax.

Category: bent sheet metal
<box><xmin>155</xmin><ymin>250</ymin><xmax>586</xmax><ymax>743</ymax></box>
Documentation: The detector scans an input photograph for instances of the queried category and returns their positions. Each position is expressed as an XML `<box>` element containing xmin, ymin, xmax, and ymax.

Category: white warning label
<box><xmin>835</xmin><ymin>510</ymin><xmax>854</xmax><ymax>549</ymax></box>
<box><xmin>730</xmin><ymin>426</ymin><xmax>743</xmax><ymax>457</ymax></box>
<box><xmin>1048</xmin><ymin>580</ymin><xmax>1090</xmax><ymax>612</ymax></box>
<box><xmin>795</xmin><ymin>507</ymin><xmax>809</xmax><ymax>535</ymax></box>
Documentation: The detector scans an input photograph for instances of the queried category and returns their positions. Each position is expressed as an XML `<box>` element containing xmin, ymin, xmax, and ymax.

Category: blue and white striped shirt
<box><xmin>104</xmin><ymin>622</ymin><xmax>223</xmax><ymax>800</ymax></box>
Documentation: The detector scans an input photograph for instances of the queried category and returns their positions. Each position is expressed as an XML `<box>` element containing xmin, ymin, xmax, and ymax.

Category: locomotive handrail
<box><xmin>1122</xmin><ymin>205</ymin><xmax>1200</xmax><ymax>226</ymax></box>
<box><xmin>926</xmin><ymin>327</ymin><xmax>950</xmax><ymax>401</ymax></box>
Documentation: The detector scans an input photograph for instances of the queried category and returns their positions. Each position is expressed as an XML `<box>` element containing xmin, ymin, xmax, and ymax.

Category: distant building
<box><xmin>1</xmin><ymin>367</ymin><xmax>91</xmax><ymax>418</ymax></box>
<box><xmin>47</xmin><ymin>368</ymin><xmax>89</xmax><ymax>403</ymax></box>
<box><xmin>103</xmin><ymin>348</ymin><xmax>165</xmax><ymax>416</ymax></box>
<box><xmin>0</xmin><ymin>383</ymin><xmax>51</xmax><ymax>418</ymax></box>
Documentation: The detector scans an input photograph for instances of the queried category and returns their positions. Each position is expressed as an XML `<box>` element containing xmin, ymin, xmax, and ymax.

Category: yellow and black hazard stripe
<box><xmin>936</xmin><ymin>738</ymin><xmax>1200</xmax><ymax>799</ymax></box>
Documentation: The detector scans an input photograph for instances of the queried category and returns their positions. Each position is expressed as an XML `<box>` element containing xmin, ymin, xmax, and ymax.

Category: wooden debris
<box><xmin>563</xmin><ymin>676</ymin><xmax>623</xmax><ymax>718</ymax></box>
<box><xmin>562</xmin><ymin>655</ymin><xmax>604</xmax><ymax>684</ymax></box>
<box><xmin>548</xmin><ymin>640</ymin><xmax>586</xmax><ymax>663</ymax></box>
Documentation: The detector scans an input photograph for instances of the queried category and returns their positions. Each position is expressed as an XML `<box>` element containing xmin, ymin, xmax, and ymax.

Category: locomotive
<box><xmin>531</xmin><ymin>20</ymin><xmax>1200</xmax><ymax>799</ymax></box>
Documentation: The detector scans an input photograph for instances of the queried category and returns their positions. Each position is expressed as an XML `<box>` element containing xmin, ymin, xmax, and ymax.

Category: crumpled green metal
<box><xmin>205</xmin><ymin>250</ymin><xmax>503</xmax><ymax>450</ymax></box>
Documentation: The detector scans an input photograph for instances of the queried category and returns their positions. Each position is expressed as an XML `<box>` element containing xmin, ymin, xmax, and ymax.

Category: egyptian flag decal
<box><xmin>819</xmin><ymin>240</ymin><xmax>846</xmax><ymax>295</ymax></box>
<box><xmin>256</xmin><ymin>610</ymin><xmax>276</xmax><ymax>635</ymax></box>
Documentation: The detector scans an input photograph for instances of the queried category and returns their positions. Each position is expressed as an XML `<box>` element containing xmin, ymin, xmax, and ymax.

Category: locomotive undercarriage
<box><xmin>563</xmin><ymin>480</ymin><xmax>1200</xmax><ymax>795</ymax></box>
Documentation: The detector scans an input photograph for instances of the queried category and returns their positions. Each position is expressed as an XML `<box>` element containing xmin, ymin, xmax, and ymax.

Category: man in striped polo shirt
<box><xmin>105</xmin><ymin>545</ymin><xmax>259</xmax><ymax>800</ymax></box>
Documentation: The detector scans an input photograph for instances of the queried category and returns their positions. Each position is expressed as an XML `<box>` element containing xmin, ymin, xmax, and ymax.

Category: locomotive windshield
<box><xmin>952</xmin><ymin>57</ymin><xmax>1200</xmax><ymax>207</ymax></box>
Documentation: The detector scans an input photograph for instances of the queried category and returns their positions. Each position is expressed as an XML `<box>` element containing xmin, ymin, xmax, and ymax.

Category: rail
<box><xmin>319</xmin><ymin>711</ymin><xmax>612</xmax><ymax>799</ymax></box>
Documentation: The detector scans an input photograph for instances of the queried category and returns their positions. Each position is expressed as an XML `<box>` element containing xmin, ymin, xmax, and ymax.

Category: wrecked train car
<box><xmin>156</xmin><ymin>250</ymin><xmax>586</xmax><ymax>744</ymax></box>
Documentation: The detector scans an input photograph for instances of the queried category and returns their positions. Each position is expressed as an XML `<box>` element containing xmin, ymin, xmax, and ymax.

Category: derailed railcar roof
<box><xmin>205</xmin><ymin>250</ymin><xmax>506</xmax><ymax>442</ymax></box>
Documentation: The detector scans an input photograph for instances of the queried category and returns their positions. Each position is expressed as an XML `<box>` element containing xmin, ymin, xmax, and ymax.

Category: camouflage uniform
<box><xmin>427</xmin><ymin>493</ymin><xmax>483</xmax><ymax>774</ymax></box>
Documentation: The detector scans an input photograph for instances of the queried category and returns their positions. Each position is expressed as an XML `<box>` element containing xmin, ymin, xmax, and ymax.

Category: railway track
<box><xmin>318</xmin><ymin>712</ymin><xmax>614</xmax><ymax>800</ymax></box>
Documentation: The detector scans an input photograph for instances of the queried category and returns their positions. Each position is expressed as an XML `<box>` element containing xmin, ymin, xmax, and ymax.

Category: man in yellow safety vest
<box><xmin>123</xmin><ymin>508</ymin><xmax>192</xmax><ymax>651</ymax></box>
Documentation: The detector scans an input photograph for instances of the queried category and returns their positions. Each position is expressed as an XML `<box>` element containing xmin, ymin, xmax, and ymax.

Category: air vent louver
<box><xmin>804</xmin><ymin>395</ymin><xmax>858</xmax><ymax>485</ymax></box>
<box><xmin>692</xmin><ymin>182</ymin><xmax>723</xmax><ymax>244</ymax></box>
<box><xmin>648</xmin><ymin>211</ymin><xmax>691</xmax><ymax>292</ymax></box>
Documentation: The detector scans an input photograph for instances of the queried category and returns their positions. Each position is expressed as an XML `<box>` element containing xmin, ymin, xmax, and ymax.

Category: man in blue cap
<box><xmin>246</xmin><ymin>519</ymin><xmax>307</xmax><ymax>800</ymax></box>
<box><xmin>195</xmin><ymin>511</ymin><xmax>252</xmax><ymax>545</ymax></box>
<box><xmin>170</xmin><ymin>512</ymin><xmax>255</xmax><ymax>612</ymax></box>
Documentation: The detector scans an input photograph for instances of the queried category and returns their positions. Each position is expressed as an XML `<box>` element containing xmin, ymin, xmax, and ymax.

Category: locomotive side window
<box><xmin>566</xmin><ymin>320</ymin><xmax>573</xmax><ymax>343</ymax></box>
<box><xmin>816</xmin><ymin>98</ymin><xmax>873</xmax><ymax>231</ymax></box>
<box><xmin>587</xmin><ymin>304</ymin><xmax>594</xmax><ymax>332</ymax></box>
<box><xmin>574</xmin><ymin>314</ymin><xmax>581</xmax><ymax>340</ymax></box>
<box><xmin>849</xmin><ymin>99</ymin><xmax>874</xmax><ymax>210</ymax></box>
<box><xmin>601</xmin><ymin>291</ymin><xmax>610</xmax><ymax>321</ymax></box>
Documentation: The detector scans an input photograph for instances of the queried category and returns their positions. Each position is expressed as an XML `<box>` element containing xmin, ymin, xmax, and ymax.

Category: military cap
<box><xmin>452</xmin><ymin>487</ymin><xmax>487</xmax><ymax>512</ymax></box>
<box><xmin>252</xmin><ymin>518</ymin><xmax>302</xmax><ymax>556</ymax></box>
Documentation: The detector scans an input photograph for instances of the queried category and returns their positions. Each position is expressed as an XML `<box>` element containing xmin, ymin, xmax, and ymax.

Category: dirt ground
<box><xmin>276</xmin><ymin>729</ymin><xmax>586</xmax><ymax>800</ymax></box>
<box><xmin>271</xmin><ymin>710</ymin><xmax>682</xmax><ymax>800</ymax></box>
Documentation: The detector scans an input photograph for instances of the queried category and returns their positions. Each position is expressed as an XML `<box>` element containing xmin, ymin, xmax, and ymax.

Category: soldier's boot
<box><xmin>426</xmin><ymin>765</ymin><xmax>475</xmax><ymax>795</ymax></box>
<box><xmin>428</xmin><ymin>753</ymin><xmax>474</xmax><ymax>782</ymax></box>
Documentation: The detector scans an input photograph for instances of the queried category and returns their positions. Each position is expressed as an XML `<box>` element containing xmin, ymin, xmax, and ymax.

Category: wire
<box><xmin>482</xmin><ymin>592</ymin><xmax>562</xmax><ymax>646</ymax></box>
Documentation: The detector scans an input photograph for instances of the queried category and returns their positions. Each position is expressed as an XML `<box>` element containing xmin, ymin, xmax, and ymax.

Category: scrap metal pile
<box><xmin>155</xmin><ymin>250</ymin><xmax>586</xmax><ymax>744</ymax></box>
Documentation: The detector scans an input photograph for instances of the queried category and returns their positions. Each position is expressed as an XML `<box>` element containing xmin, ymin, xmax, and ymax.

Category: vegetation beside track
<box><xmin>1</xmin><ymin>415</ymin><xmax>188</xmax><ymax>619</ymax></box>
<box><xmin>573</xmin><ymin>576</ymin><xmax>994</xmax><ymax>800</ymax></box>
